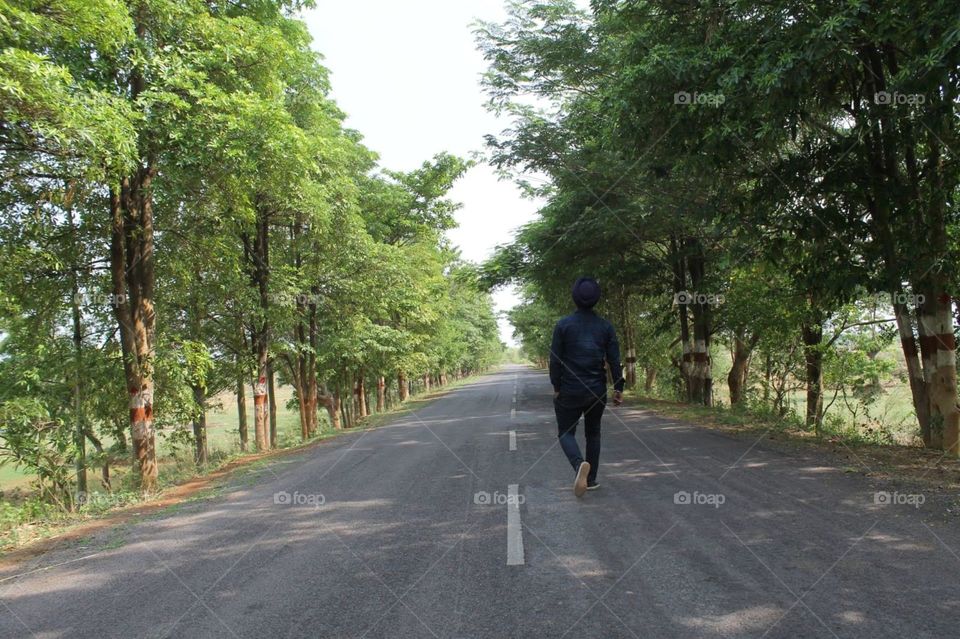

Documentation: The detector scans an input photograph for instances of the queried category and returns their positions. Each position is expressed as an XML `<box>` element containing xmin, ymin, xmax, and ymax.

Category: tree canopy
<box><xmin>478</xmin><ymin>0</ymin><xmax>960</xmax><ymax>455</ymax></box>
<box><xmin>0</xmin><ymin>0</ymin><xmax>502</xmax><ymax>503</ymax></box>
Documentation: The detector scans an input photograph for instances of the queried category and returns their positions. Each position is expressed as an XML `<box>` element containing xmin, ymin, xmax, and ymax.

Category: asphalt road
<box><xmin>1</xmin><ymin>364</ymin><xmax>958</xmax><ymax>638</ymax></box>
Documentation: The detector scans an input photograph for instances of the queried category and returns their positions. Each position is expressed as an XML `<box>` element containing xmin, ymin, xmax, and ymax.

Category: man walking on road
<box><xmin>550</xmin><ymin>277</ymin><xmax>625</xmax><ymax>497</ymax></box>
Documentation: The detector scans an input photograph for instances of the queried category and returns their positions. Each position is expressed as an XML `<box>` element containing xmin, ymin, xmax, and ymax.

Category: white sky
<box><xmin>303</xmin><ymin>1</ymin><xmax>541</xmax><ymax>345</ymax></box>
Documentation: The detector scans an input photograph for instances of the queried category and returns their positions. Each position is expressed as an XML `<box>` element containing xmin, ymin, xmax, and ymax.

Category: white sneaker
<box><xmin>574</xmin><ymin>462</ymin><xmax>590</xmax><ymax>498</ymax></box>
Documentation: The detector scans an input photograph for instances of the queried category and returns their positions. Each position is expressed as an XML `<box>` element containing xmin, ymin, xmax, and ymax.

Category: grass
<box><xmin>700</xmin><ymin>342</ymin><xmax>920</xmax><ymax>445</ymax></box>
<box><xmin>202</xmin><ymin>385</ymin><xmax>307</xmax><ymax>454</ymax></box>
<box><xmin>0</xmin><ymin>465</ymin><xmax>28</xmax><ymax>492</ymax></box>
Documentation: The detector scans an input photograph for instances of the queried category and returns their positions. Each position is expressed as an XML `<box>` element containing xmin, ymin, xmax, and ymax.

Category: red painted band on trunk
<box><xmin>682</xmin><ymin>353</ymin><xmax>694</xmax><ymax>362</ymax></box>
<box><xmin>254</xmin><ymin>394</ymin><xmax>267</xmax><ymax>406</ymax></box>
<box><xmin>918</xmin><ymin>335</ymin><xmax>939</xmax><ymax>354</ymax></box>
<box><xmin>130</xmin><ymin>407</ymin><xmax>146</xmax><ymax>422</ymax></box>
<box><xmin>693</xmin><ymin>352</ymin><xmax>709</xmax><ymax>362</ymax></box>
<box><xmin>935</xmin><ymin>333</ymin><xmax>956</xmax><ymax>351</ymax></box>
<box><xmin>900</xmin><ymin>337</ymin><xmax>918</xmax><ymax>357</ymax></box>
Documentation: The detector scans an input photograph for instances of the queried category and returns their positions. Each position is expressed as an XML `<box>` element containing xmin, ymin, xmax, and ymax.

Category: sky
<box><xmin>302</xmin><ymin>1</ymin><xmax>542</xmax><ymax>345</ymax></box>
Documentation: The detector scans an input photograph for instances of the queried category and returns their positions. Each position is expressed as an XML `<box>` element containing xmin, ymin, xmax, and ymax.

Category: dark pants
<box><xmin>554</xmin><ymin>393</ymin><xmax>605</xmax><ymax>483</ymax></box>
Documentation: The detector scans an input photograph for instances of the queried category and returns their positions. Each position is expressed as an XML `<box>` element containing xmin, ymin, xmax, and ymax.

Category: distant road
<box><xmin>1</xmin><ymin>364</ymin><xmax>956</xmax><ymax>638</ymax></box>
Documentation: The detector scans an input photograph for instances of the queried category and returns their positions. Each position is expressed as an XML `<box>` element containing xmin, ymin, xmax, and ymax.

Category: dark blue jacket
<box><xmin>549</xmin><ymin>308</ymin><xmax>625</xmax><ymax>398</ymax></box>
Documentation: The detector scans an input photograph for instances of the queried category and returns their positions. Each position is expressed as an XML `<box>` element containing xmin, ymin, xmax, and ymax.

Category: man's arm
<box><xmin>549</xmin><ymin>321</ymin><xmax>564</xmax><ymax>393</ymax></box>
<box><xmin>606</xmin><ymin>321</ymin><xmax>625</xmax><ymax>398</ymax></box>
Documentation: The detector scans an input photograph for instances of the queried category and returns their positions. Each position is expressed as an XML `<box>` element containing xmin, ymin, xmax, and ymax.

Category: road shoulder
<box><xmin>0</xmin><ymin>381</ymin><xmax>469</xmax><ymax>571</ymax></box>
<box><xmin>628</xmin><ymin>395</ymin><xmax>960</xmax><ymax>521</ymax></box>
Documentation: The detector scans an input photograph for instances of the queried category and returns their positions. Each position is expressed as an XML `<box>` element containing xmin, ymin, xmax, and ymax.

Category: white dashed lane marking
<box><xmin>506</xmin><ymin>484</ymin><xmax>525</xmax><ymax>566</ymax></box>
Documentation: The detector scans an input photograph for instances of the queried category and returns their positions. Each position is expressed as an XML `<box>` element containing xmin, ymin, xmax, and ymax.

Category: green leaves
<box><xmin>0</xmin><ymin>0</ymin><xmax>502</xmax><ymax>497</ymax></box>
<box><xmin>479</xmin><ymin>0</ymin><xmax>960</xmax><ymax>442</ymax></box>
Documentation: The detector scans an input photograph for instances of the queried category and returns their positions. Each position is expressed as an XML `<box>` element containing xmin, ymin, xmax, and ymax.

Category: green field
<box><xmin>704</xmin><ymin>344</ymin><xmax>919</xmax><ymax>444</ymax></box>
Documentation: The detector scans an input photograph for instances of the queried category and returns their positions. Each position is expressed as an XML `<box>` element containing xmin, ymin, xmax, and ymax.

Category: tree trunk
<box><xmin>671</xmin><ymin>235</ymin><xmax>695</xmax><ymax>400</ymax></box>
<box><xmin>643</xmin><ymin>367</ymin><xmax>657</xmax><ymax>394</ymax></box>
<box><xmin>683</xmin><ymin>237</ymin><xmax>712</xmax><ymax>406</ymax></box>
<box><xmin>356</xmin><ymin>373</ymin><xmax>368</xmax><ymax>418</ymax></box>
<box><xmin>376</xmin><ymin>376</ymin><xmax>386</xmax><ymax>412</ymax></box>
<box><xmin>894</xmin><ymin>302</ymin><xmax>931</xmax><ymax>444</ymax></box>
<box><xmin>320</xmin><ymin>392</ymin><xmax>333</xmax><ymax>430</ymax></box>
<box><xmin>236</xmin><ymin>371</ymin><xmax>249</xmax><ymax>452</ymax></box>
<box><xmin>918</xmin><ymin>279</ymin><xmax>959</xmax><ymax>454</ymax></box>
<box><xmin>802</xmin><ymin>320</ymin><xmax>824</xmax><ymax>434</ymax></box>
<box><xmin>66</xmin><ymin>186</ymin><xmax>87</xmax><ymax>503</ymax></box>
<box><xmin>727</xmin><ymin>333</ymin><xmax>756</xmax><ymax>406</ymax></box>
<box><xmin>624</xmin><ymin>336</ymin><xmax>637</xmax><ymax>390</ymax></box>
<box><xmin>252</xmin><ymin>363</ymin><xmax>269</xmax><ymax>450</ymax></box>
<box><xmin>398</xmin><ymin>371</ymin><xmax>409</xmax><ymax>401</ymax></box>
<box><xmin>290</xmin><ymin>216</ymin><xmax>320</xmax><ymax>440</ymax></box>
<box><xmin>345</xmin><ymin>382</ymin><xmax>355</xmax><ymax>427</ymax></box>
<box><xmin>320</xmin><ymin>388</ymin><xmax>341</xmax><ymax>430</ymax></box>
<box><xmin>293</xmin><ymin>370</ymin><xmax>309</xmax><ymax>441</ymax></box>
<box><xmin>763</xmin><ymin>352</ymin><xmax>772</xmax><ymax>403</ymax></box>
<box><xmin>84</xmin><ymin>428</ymin><xmax>110</xmax><ymax>490</ymax></box>
<box><xmin>341</xmin><ymin>390</ymin><xmax>348</xmax><ymax>427</ymax></box>
<box><xmin>107</xmin><ymin>12</ymin><xmax>158</xmax><ymax>493</ymax></box>
<box><xmin>186</xmin><ymin>267</ymin><xmax>209</xmax><ymax>465</ymax></box>
<box><xmin>305</xmin><ymin>298</ymin><xmax>319</xmax><ymax>436</ymax></box>
<box><xmin>243</xmin><ymin>208</ymin><xmax>271</xmax><ymax>452</ymax></box>
<box><xmin>191</xmin><ymin>384</ymin><xmax>209</xmax><ymax>465</ymax></box>
<box><xmin>290</xmin><ymin>301</ymin><xmax>309</xmax><ymax>441</ymax></box>
<box><xmin>913</xmin><ymin>135</ymin><xmax>958</xmax><ymax>454</ymax></box>
<box><xmin>267</xmin><ymin>360</ymin><xmax>278</xmax><ymax>448</ymax></box>
<box><xmin>306</xmin><ymin>384</ymin><xmax>318</xmax><ymax>436</ymax></box>
<box><xmin>110</xmin><ymin>173</ymin><xmax>158</xmax><ymax>492</ymax></box>
<box><xmin>70</xmin><ymin>257</ymin><xmax>87</xmax><ymax>499</ymax></box>
<box><xmin>619</xmin><ymin>289</ymin><xmax>637</xmax><ymax>389</ymax></box>
<box><xmin>862</xmin><ymin>51</ymin><xmax>958</xmax><ymax>455</ymax></box>
<box><xmin>338</xmin><ymin>380</ymin><xmax>351</xmax><ymax>428</ymax></box>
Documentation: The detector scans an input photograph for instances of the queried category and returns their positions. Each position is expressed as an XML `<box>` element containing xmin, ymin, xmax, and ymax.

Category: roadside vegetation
<box><xmin>0</xmin><ymin>0</ymin><xmax>503</xmax><ymax>549</ymax></box>
<box><xmin>478</xmin><ymin>1</ymin><xmax>960</xmax><ymax>464</ymax></box>
<box><xmin>0</xmin><ymin>375</ymin><xmax>483</xmax><ymax>552</ymax></box>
